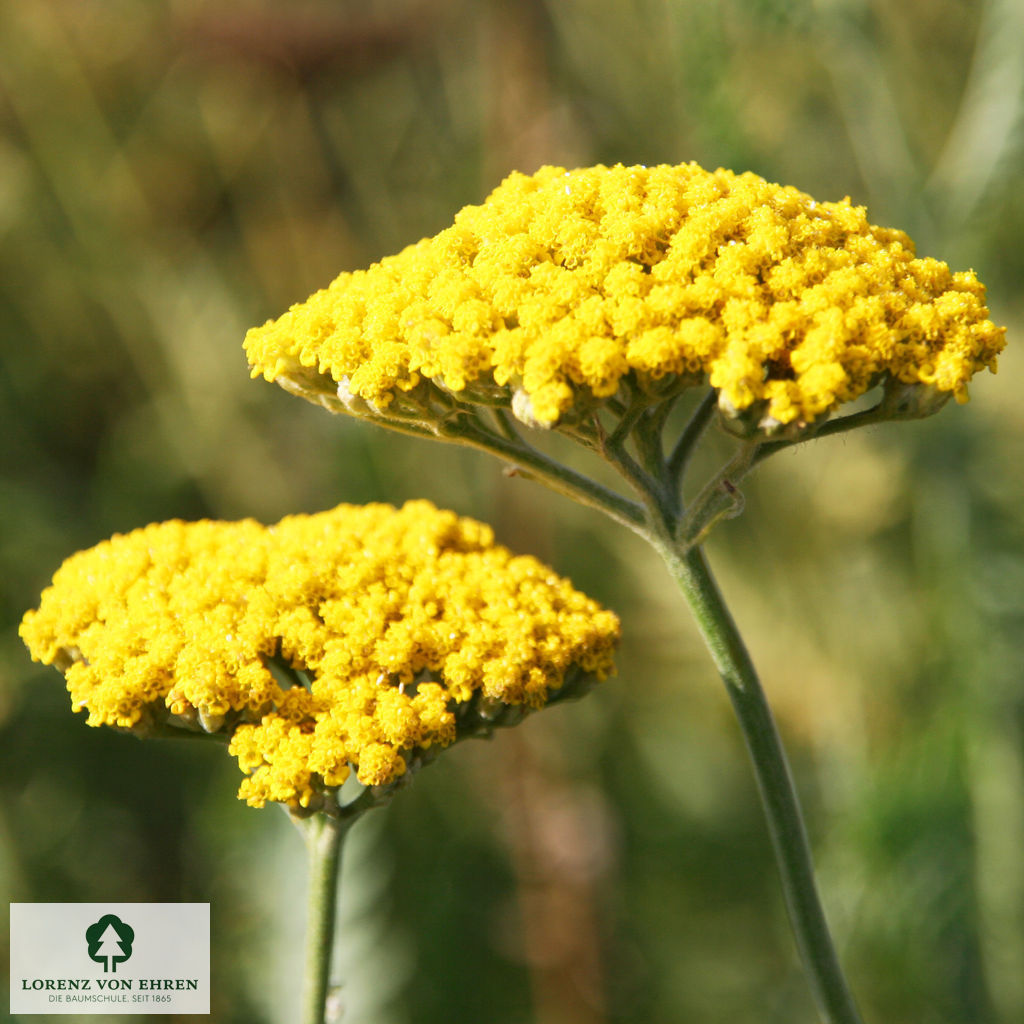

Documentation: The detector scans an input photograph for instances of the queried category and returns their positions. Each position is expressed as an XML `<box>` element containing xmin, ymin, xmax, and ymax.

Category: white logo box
<box><xmin>10</xmin><ymin>903</ymin><xmax>209</xmax><ymax>1015</ymax></box>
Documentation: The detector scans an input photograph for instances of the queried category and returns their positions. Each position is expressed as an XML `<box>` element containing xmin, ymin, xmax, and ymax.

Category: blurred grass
<box><xmin>1</xmin><ymin>1</ymin><xmax>1022</xmax><ymax>1022</ymax></box>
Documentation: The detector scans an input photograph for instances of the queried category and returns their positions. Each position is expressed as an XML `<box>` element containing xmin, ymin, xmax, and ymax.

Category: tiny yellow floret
<box><xmin>245</xmin><ymin>163</ymin><xmax>1004</xmax><ymax>428</ymax></box>
<box><xmin>20</xmin><ymin>501</ymin><xmax>619</xmax><ymax>809</ymax></box>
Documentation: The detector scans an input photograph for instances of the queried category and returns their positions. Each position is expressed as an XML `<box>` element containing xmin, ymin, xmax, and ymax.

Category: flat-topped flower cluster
<box><xmin>245</xmin><ymin>162</ymin><xmax>1004</xmax><ymax>431</ymax></box>
<box><xmin>20</xmin><ymin>501</ymin><xmax>619</xmax><ymax>809</ymax></box>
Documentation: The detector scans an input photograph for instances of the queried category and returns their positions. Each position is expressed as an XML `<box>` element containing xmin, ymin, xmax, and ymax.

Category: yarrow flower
<box><xmin>245</xmin><ymin>162</ymin><xmax>1004</xmax><ymax>436</ymax></box>
<box><xmin>20</xmin><ymin>500</ymin><xmax>619</xmax><ymax>810</ymax></box>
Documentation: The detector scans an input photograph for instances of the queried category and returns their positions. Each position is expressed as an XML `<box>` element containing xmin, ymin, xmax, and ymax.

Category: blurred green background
<box><xmin>2</xmin><ymin>1</ymin><xmax>1022</xmax><ymax>1022</ymax></box>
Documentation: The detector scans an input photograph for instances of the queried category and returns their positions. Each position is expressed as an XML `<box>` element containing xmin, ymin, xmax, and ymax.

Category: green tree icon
<box><xmin>86</xmin><ymin>914</ymin><xmax>134</xmax><ymax>973</ymax></box>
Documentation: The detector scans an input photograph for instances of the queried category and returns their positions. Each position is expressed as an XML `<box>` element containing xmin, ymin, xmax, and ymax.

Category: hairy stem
<box><xmin>752</xmin><ymin>405</ymin><xmax>889</xmax><ymax>466</ymax></box>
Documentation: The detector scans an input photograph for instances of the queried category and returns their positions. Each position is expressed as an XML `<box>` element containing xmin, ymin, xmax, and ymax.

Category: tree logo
<box><xmin>85</xmin><ymin>914</ymin><xmax>135</xmax><ymax>973</ymax></box>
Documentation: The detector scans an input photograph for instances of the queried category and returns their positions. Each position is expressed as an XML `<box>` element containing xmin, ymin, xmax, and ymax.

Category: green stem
<box><xmin>650</xmin><ymin>537</ymin><xmax>864</xmax><ymax>1024</ymax></box>
<box><xmin>668</xmin><ymin>387</ymin><xmax>718</xmax><ymax>486</ymax></box>
<box><xmin>295</xmin><ymin>812</ymin><xmax>354</xmax><ymax>1024</ymax></box>
<box><xmin>752</xmin><ymin>405</ymin><xmax>889</xmax><ymax>466</ymax></box>
<box><xmin>455</xmin><ymin>420</ymin><xmax>648</xmax><ymax>533</ymax></box>
<box><xmin>677</xmin><ymin>441</ymin><xmax>759</xmax><ymax>548</ymax></box>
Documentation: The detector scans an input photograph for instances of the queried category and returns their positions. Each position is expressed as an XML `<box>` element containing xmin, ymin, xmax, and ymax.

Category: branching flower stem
<box><xmin>450</xmin><ymin>418</ymin><xmax>648</xmax><ymax>534</ymax></box>
<box><xmin>422</xmin><ymin>392</ymin><xmax>866</xmax><ymax>1024</ymax></box>
<box><xmin>677</xmin><ymin>440</ymin><xmax>759</xmax><ymax>548</ymax></box>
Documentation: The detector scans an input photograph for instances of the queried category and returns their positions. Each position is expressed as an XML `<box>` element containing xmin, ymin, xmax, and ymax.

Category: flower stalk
<box><xmin>453</xmin><ymin>399</ymin><xmax>865</xmax><ymax>1021</ymax></box>
<box><xmin>651</xmin><ymin>540</ymin><xmax>864</xmax><ymax>1024</ymax></box>
<box><xmin>511</xmin><ymin>417</ymin><xmax>864</xmax><ymax>1022</ymax></box>
<box><xmin>295</xmin><ymin>811</ymin><xmax>353</xmax><ymax>1024</ymax></box>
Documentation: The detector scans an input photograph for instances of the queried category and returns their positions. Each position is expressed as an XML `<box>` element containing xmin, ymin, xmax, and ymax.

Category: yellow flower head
<box><xmin>245</xmin><ymin>163</ymin><xmax>1004</xmax><ymax>432</ymax></box>
<box><xmin>20</xmin><ymin>501</ymin><xmax>619</xmax><ymax>810</ymax></box>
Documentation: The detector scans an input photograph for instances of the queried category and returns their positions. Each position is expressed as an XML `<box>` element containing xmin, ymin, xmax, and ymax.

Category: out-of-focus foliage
<box><xmin>1</xmin><ymin>1</ymin><xmax>1021</xmax><ymax>1022</ymax></box>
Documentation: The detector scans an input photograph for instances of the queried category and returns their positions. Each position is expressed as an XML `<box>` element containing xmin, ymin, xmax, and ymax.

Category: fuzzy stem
<box><xmin>295</xmin><ymin>813</ymin><xmax>354</xmax><ymax>1024</ymax></box>
<box><xmin>751</xmin><ymin>405</ymin><xmax>890</xmax><ymax>466</ymax></box>
<box><xmin>649</xmin><ymin>537</ymin><xmax>864</xmax><ymax>1024</ymax></box>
